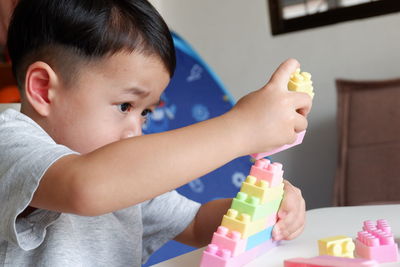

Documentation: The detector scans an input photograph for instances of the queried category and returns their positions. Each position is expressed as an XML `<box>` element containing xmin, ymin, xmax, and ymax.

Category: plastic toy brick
<box><xmin>318</xmin><ymin>236</ymin><xmax>355</xmax><ymax>258</ymax></box>
<box><xmin>246</xmin><ymin>226</ymin><xmax>273</xmax><ymax>251</ymax></box>
<box><xmin>221</xmin><ymin>209</ymin><xmax>268</xmax><ymax>239</ymax></box>
<box><xmin>231</xmin><ymin>192</ymin><xmax>267</xmax><ymax>221</ymax></box>
<box><xmin>248</xmin><ymin>159</ymin><xmax>283</xmax><ymax>187</ymax></box>
<box><xmin>240</xmin><ymin>176</ymin><xmax>284</xmax><ymax>205</ymax></box>
<box><xmin>284</xmin><ymin>255</ymin><xmax>378</xmax><ymax>267</ymax></box>
<box><xmin>200</xmin><ymin>238</ymin><xmax>277</xmax><ymax>267</ymax></box>
<box><xmin>231</xmin><ymin>191</ymin><xmax>282</xmax><ymax>221</ymax></box>
<box><xmin>288</xmin><ymin>68</ymin><xmax>314</xmax><ymax>99</ymax></box>
<box><xmin>355</xmin><ymin>219</ymin><xmax>399</xmax><ymax>263</ymax></box>
<box><xmin>210</xmin><ymin>226</ymin><xmax>247</xmax><ymax>257</ymax></box>
<box><xmin>265</xmin><ymin>212</ymin><xmax>278</xmax><ymax>228</ymax></box>
<box><xmin>251</xmin><ymin>131</ymin><xmax>305</xmax><ymax>160</ymax></box>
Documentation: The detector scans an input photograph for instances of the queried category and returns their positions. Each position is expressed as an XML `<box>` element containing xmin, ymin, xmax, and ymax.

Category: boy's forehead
<box><xmin>75</xmin><ymin>52</ymin><xmax>169</xmax><ymax>97</ymax></box>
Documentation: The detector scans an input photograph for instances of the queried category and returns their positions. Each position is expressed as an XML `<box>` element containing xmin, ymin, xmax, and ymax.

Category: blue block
<box><xmin>246</xmin><ymin>226</ymin><xmax>273</xmax><ymax>251</ymax></box>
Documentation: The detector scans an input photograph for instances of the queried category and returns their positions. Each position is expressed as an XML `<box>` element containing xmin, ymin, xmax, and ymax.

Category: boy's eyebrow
<box><xmin>121</xmin><ymin>87</ymin><xmax>161</xmax><ymax>106</ymax></box>
<box><xmin>121</xmin><ymin>87</ymin><xmax>150</xmax><ymax>98</ymax></box>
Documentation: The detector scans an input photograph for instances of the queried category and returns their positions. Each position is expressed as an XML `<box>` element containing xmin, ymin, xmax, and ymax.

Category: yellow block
<box><xmin>240</xmin><ymin>176</ymin><xmax>284</xmax><ymax>204</ymax></box>
<box><xmin>318</xmin><ymin>235</ymin><xmax>355</xmax><ymax>258</ymax></box>
<box><xmin>288</xmin><ymin>68</ymin><xmax>314</xmax><ymax>99</ymax></box>
<box><xmin>221</xmin><ymin>209</ymin><xmax>267</xmax><ymax>239</ymax></box>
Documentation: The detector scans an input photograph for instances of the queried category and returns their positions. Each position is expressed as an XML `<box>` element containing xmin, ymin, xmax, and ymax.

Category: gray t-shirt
<box><xmin>0</xmin><ymin>109</ymin><xmax>200</xmax><ymax>267</ymax></box>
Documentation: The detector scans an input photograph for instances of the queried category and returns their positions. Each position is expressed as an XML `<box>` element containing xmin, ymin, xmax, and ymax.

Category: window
<box><xmin>268</xmin><ymin>0</ymin><xmax>400</xmax><ymax>35</ymax></box>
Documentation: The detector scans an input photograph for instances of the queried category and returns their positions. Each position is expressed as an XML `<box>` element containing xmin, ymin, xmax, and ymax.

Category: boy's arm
<box><xmin>174</xmin><ymin>198</ymin><xmax>232</xmax><ymax>247</ymax></box>
<box><xmin>30</xmin><ymin>59</ymin><xmax>312</xmax><ymax>216</ymax></box>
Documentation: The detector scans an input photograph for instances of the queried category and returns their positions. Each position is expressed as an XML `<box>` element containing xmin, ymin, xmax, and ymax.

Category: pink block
<box><xmin>249</xmin><ymin>159</ymin><xmax>283</xmax><ymax>187</ymax></box>
<box><xmin>200</xmin><ymin>239</ymin><xmax>278</xmax><ymax>267</ymax></box>
<box><xmin>265</xmin><ymin>212</ymin><xmax>278</xmax><ymax>228</ymax></box>
<box><xmin>355</xmin><ymin>219</ymin><xmax>399</xmax><ymax>263</ymax></box>
<box><xmin>211</xmin><ymin>226</ymin><xmax>247</xmax><ymax>257</ymax></box>
<box><xmin>284</xmin><ymin>255</ymin><xmax>378</xmax><ymax>267</ymax></box>
<box><xmin>251</xmin><ymin>130</ymin><xmax>305</xmax><ymax>159</ymax></box>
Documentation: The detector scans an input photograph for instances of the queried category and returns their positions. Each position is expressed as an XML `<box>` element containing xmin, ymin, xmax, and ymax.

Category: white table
<box><xmin>152</xmin><ymin>204</ymin><xmax>400</xmax><ymax>266</ymax></box>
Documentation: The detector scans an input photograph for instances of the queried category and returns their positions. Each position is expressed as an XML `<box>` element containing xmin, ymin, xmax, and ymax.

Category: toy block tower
<box><xmin>200</xmin><ymin>68</ymin><xmax>314</xmax><ymax>266</ymax></box>
<box><xmin>200</xmin><ymin>159</ymin><xmax>284</xmax><ymax>267</ymax></box>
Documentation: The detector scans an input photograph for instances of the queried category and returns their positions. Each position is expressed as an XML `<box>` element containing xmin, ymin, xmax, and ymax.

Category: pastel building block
<box><xmin>231</xmin><ymin>191</ymin><xmax>282</xmax><ymax>221</ymax></box>
<box><xmin>251</xmin><ymin>130</ymin><xmax>305</xmax><ymax>159</ymax></box>
<box><xmin>200</xmin><ymin>238</ymin><xmax>278</xmax><ymax>267</ymax></box>
<box><xmin>210</xmin><ymin>226</ymin><xmax>247</xmax><ymax>257</ymax></box>
<box><xmin>248</xmin><ymin>159</ymin><xmax>284</xmax><ymax>187</ymax></box>
<box><xmin>288</xmin><ymin>68</ymin><xmax>314</xmax><ymax>99</ymax></box>
<box><xmin>284</xmin><ymin>255</ymin><xmax>378</xmax><ymax>267</ymax></box>
<box><xmin>240</xmin><ymin>175</ymin><xmax>284</xmax><ymax>205</ymax></box>
<box><xmin>231</xmin><ymin>192</ymin><xmax>265</xmax><ymax>221</ymax></box>
<box><xmin>221</xmin><ymin>209</ymin><xmax>268</xmax><ymax>239</ymax></box>
<box><xmin>318</xmin><ymin>236</ymin><xmax>355</xmax><ymax>258</ymax></box>
<box><xmin>265</xmin><ymin>212</ymin><xmax>278</xmax><ymax>228</ymax></box>
<box><xmin>246</xmin><ymin>226</ymin><xmax>273</xmax><ymax>251</ymax></box>
<box><xmin>355</xmin><ymin>219</ymin><xmax>399</xmax><ymax>263</ymax></box>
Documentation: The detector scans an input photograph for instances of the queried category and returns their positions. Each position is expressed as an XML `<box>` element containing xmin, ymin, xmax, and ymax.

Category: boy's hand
<box><xmin>272</xmin><ymin>179</ymin><xmax>306</xmax><ymax>241</ymax></box>
<box><xmin>229</xmin><ymin>58</ymin><xmax>312</xmax><ymax>157</ymax></box>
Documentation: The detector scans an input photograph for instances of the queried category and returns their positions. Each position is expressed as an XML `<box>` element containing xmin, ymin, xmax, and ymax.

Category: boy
<box><xmin>0</xmin><ymin>0</ymin><xmax>311</xmax><ymax>266</ymax></box>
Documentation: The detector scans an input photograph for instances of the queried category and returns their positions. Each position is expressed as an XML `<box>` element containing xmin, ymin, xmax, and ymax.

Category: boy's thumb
<box><xmin>268</xmin><ymin>58</ymin><xmax>300</xmax><ymax>89</ymax></box>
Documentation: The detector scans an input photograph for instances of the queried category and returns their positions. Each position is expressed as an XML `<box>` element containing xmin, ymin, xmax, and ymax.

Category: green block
<box><xmin>231</xmin><ymin>192</ymin><xmax>283</xmax><ymax>221</ymax></box>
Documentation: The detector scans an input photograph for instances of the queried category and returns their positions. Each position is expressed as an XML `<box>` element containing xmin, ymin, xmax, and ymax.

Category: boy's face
<box><xmin>46</xmin><ymin>52</ymin><xmax>170</xmax><ymax>154</ymax></box>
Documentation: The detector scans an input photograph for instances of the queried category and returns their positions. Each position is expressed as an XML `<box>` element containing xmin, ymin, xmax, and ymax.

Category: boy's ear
<box><xmin>25</xmin><ymin>61</ymin><xmax>60</xmax><ymax>117</ymax></box>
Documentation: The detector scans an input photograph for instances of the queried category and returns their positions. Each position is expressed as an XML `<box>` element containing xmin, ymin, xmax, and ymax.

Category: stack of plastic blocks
<box><xmin>355</xmin><ymin>219</ymin><xmax>399</xmax><ymax>263</ymax></box>
<box><xmin>284</xmin><ymin>255</ymin><xmax>378</xmax><ymax>267</ymax></box>
<box><xmin>317</xmin><ymin>236</ymin><xmax>355</xmax><ymax>258</ymax></box>
<box><xmin>199</xmin><ymin>158</ymin><xmax>284</xmax><ymax>267</ymax></box>
<box><xmin>251</xmin><ymin>68</ymin><xmax>314</xmax><ymax>160</ymax></box>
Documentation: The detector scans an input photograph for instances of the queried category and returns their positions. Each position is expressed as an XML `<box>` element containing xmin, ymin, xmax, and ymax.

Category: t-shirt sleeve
<box><xmin>140</xmin><ymin>190</ymin><xmax>201</xmax><ymax>262</ymax></box>
<box><xmin>0</xmin><ymin>110</ymin><xmax>78</xmax><ymax>250</ymax></box>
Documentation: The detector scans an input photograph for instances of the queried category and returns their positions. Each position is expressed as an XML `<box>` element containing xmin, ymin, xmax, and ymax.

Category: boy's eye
<box><xmin>141</xmin><ymin>109</ymin><xmax>153</xmax><ymax>117</ymax></box>
<box><xmin>118</xmin><ymin>103</ymin><xmax>132</xmax><ymax>113</ymax></box>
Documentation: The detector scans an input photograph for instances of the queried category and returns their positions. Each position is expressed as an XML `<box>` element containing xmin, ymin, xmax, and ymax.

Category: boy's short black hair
<box><xmin>7</xmin><ymin>0</ymin><xmax>176</xmax><ymax>90</ymax></box>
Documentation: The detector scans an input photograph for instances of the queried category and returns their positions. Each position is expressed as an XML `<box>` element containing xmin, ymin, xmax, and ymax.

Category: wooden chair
<box><xmin>334</xmin><ymin>78</ymin><xmax>400</xmax><ymax>206</ymax></box>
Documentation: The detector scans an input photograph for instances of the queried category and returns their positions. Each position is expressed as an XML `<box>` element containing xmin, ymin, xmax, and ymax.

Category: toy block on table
<box><xmin>318</xmin><ymin>235</ymin><xmax>355</xmax><ymax>258</ymax></box>
<box><xmin>200</xmin><ymin>159</ymin><xmax>284</xmax><ymax>267</ymax></box>
<box><xmin>251</xmin><ymin>68</ymin><xmax>313</xmax><ymax>160</ymax></box>
<box><xmin>284</xmin><ymin>255</ymin><xmax>378</xmax><ymax>267</ymax></box>
<box><xmin>355</xmin><ymin>219</ymin><xmax>399</xmax><ymax>263</ymax></box>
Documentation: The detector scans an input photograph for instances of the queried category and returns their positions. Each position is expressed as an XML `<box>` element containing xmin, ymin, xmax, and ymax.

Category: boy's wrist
<box><xmin>220</xmin><ymin>110</ymin><xmax>249</xmax><ymax>157</ymax></box>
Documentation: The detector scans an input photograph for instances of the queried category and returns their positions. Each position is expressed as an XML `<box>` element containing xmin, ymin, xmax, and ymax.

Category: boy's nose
<box><xmin>121</xmin><ymin>119</ymin><xmax>142</xmax><ymax>139</ymax></box>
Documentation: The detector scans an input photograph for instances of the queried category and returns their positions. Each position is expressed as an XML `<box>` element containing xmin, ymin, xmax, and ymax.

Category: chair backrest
<box><xmin>334</xmin><ymin>78</ymin><xmax>400</xmax><ymax>206</ymax></box>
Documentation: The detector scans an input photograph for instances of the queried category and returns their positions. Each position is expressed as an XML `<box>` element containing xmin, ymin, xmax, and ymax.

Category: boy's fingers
<box><xmin>293</xmin><ymin>92</ymin><xmax>313</xmax><ymax>116</ymax></box>
<box><xmin>284</xmin><ymin>222</ymin><xmax>305</xmax><ymax>240</ymax></box>
<box><xmin>273</xmin><ymin>210</ymin><xmax>302</xmax><ymax>239</ymax></box>
<box><xmin>268</xmin><ymin>58</ymin><xmax>300</xmax><ymax>89</ymax></box>
<box><xmin>294</xmin><ymin>112</ymin><xmax>308</xmax><ymax>133</ymax></box>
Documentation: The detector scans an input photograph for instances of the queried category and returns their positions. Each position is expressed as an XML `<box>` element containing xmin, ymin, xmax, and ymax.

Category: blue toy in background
<box><xmin>142</xmin><ymin>33</ymin><xmax>253</xmax><ymax>266</ymax></box>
